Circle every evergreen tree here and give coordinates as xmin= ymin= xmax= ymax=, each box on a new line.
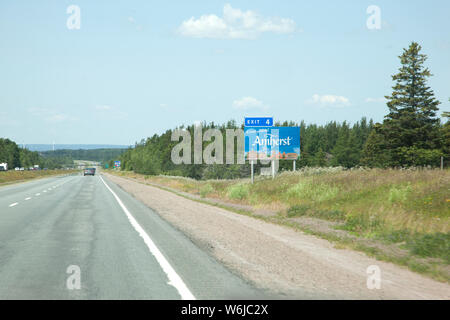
xmin=363 ymin=42 xmax=442 ymax=167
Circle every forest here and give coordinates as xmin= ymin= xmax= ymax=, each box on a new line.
xmin=114 ymin=43 xmax=449 ymax=180
xmin=0 ymin=138 xmax=73 ymax=169
xmin=40 ymin=148 xmax=126 ymax=164
xmin=0 ymin=139 xmax=126 ymax=169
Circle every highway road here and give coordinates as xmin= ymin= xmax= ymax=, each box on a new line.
xmin=0 ymin=173 xmax=265 ymax=299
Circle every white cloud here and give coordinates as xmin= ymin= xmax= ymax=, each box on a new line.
xmin=128 ymin=17 xmax=135 ymax=24
xmin=365 ymin=97 xmax=386 ymax=103
xmin=308 ymin=94 xmax=350 ymax=107
xmin=28 ymin=107 xmax=77 ymax=123
xmin=94 ymin=105 xmax=128 ymax=118
xmin=46 ymin=114 xmax=70 ymax=123
xmin=233 ymin=97 xmax=268 ymax=110
xmin=95 ymin=105 xmax=112 ymax=110
xmin=178 ymin=4 xmax=297 ymax=39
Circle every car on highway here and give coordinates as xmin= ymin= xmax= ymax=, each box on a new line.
xmin=83 ymin=168 xmax=96 ymax=176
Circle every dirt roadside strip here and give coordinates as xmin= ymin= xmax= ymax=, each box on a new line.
xmin=103 ymin=172 xmax=450 ymax=300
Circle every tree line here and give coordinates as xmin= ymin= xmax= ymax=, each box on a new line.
xmin=41 ymin=148 xmax=126 ymax=163
xmin=0 ymin=138 xmax=72 ymax=169
xmin=114 ymin=42 xmax=449 ymax=180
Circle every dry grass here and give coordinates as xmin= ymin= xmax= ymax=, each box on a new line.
xmin=0 ymin=170 xmax=78 ymax=185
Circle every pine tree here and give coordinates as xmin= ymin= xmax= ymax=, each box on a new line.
xmin=384 ymin=42 xmax=441 ymax=148
xmin=363 ymin=42 xmax=442 ymax=167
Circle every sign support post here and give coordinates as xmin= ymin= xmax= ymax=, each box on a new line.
xmin=271 ymin=159 xmax=275 ymax=179
xmin=293 ymin=160 xmax=296 ymax=171
xmin=251 ymin=160 xmax=254 ymax=184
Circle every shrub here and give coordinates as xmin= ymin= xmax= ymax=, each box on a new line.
xmin=199 ymin=183 xmax=214 ymax=198
xmin=388 ymin=183 xmax=412 ymax=203
xmin=227 ymin=183 xmax=250 ymax=200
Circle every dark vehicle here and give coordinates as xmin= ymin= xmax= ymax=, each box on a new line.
xmin=83 ymin=168 xmax=96 ymax=176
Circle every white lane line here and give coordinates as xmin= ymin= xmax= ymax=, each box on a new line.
xmin=9 ymin=202 xmax=18 ymax=207
xmin=35 ymin=193 xmax=41 ymax=196
xmin=25 ymin=197 xmax=31 ymax=201
xmin=43 ymin=190 xmax=47 ymax=193
xmin=99 ymin=175 xmax=196 ymax=300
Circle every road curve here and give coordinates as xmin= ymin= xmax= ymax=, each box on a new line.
xmin=0 ymin=173 xmax=265 ymax=299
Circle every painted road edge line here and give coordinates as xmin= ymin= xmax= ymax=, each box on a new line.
xmin=99 ymin=175 xmax=196 ymax=300
xmin=9 ymin=202 xmax=18 ymax=207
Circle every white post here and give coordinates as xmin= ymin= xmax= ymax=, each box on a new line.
xmin=251 ymin=160 xmax=254 ymax=184
xmin=271 ymin=159 xmax=275 ymax=179
xmin=293 ymin=160 xmax=296 ymax=171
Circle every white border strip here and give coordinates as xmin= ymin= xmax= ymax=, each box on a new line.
xmin=99 ymin=175 xmax=195 ymax=300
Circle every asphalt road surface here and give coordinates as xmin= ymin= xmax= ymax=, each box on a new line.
xmin=0 ymin=173 xmax=265 ymax=299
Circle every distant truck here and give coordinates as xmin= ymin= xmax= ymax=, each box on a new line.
xmin=0 ymin=163 xmax=8 ymax=171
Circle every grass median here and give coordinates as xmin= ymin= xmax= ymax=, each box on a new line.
xmin=0 ymin=169 xmax=79 ymax=185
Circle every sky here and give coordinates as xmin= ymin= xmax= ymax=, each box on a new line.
xmin=0 ymin=0 xmax=449 ymax=145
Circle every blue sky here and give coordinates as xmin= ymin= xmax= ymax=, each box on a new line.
xmin=0 ymin=0 xmax=449 ymax=145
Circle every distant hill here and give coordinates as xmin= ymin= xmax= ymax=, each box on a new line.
xmin=26 ymin=144 xmax=131 ymax=152
xmin=40 ymin=148 xmax=129 ymax=163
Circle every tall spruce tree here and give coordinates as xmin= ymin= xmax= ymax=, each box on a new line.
xmin=363 ymin=42 xmax=442 ymax=167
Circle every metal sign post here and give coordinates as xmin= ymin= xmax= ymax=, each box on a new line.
xmin=271 ymin=160 xmax=275 ymax=179
xmin=293 ymin=160 xmax=296 ymax=171
xmin=251 ymin=160 xmax=254 ymax=184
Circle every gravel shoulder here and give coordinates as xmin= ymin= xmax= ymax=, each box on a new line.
xmin=103 ymin=172 xmax=450 ymax=299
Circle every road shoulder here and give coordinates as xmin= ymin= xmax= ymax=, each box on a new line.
xmin=103 ymin=172 xmax=450 ymax=299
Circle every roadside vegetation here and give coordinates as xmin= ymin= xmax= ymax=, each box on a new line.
xmin=0 ymin=169 xmax=78 ymax=185
xmin=111 ymin=167 xmax=450 ymax=281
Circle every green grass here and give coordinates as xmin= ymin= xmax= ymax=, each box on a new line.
xmin=287 ymin=204 xmax=346 ymax=221
xmin=199 ymin=183 xmax=214 ymax=198
xmin=388 ymin=183 xmax=412 ymax=203
xmin=226 ymin=183 xmax=250 ymax=200
xmin=405 ymin=232 xmax=450 ymax=263
xmin=287 ymin=180 xmax=340 ymax=202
